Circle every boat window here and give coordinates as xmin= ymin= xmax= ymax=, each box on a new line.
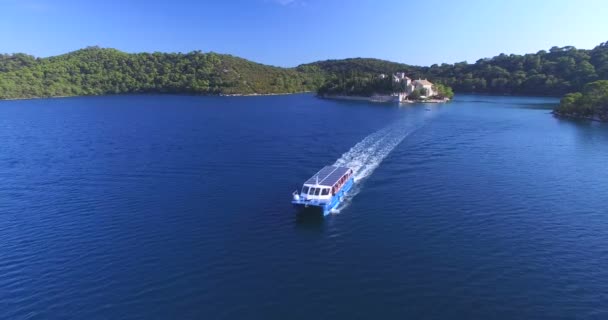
xmin=302 ymin=186 xmax=309 ymax=194
xmin=314 ymin=188 xmax=321 ymax=196
xmin=309 ymin=188 xmax=316 ymax=195
xmin=321 ymin=188 xmax=329 ymax=196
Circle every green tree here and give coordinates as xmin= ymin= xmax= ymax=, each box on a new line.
xmin=408 ymin=89 xmax=422 ymax=100
xmin=555 ymin=80 xmax=608 ymax=120
xmin=433 ymin=83 xmax=454 ymax=99
xmin=2 ymin=40 xmax=608 ymax=100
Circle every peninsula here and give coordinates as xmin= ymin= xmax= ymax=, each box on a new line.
xmin=554 ymin=80 xmax=608 ymax=121
xmin=318 ymin=72 xmax=453 ymax=103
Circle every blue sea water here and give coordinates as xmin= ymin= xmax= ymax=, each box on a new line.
xmin=0 ymin=94 xmax=607 ymax=319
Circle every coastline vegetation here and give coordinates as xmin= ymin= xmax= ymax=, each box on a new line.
xmin=304 ymin=41 xmax=608 ymax=96
xmin=317 ymin=75 xmax=395 ymax=97
xmin=0 ymin=41 xmax=606 ymax=105
xmin=554 ymin=80 xmax=608 ymax=121
xmin=317 ymin=73 xmax=454 ymax=101
xmin=431 ymin=83 xmax=454 ymax=99
xmin=0 ymin=47 xmax=323 ymax=99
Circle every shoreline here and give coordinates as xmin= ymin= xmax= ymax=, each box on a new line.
xmin=0 ymin=91 xmax=313 ymax=102
xmin=320 ymin=94 xmax=394 ymax=103
xmin=0 ymin=92 xmax=560 ymax=104
xmin=400 ymin=98 xmax=451 ymax=103
xmin=552 ymin=111 xmax=607 ymax=122
xmin=320 ymin=94 xmax=450 ymax=104
xmin=219 ymin=91 xmax=312 ymax=97
xmin=0 ymin=95 xmax=74 ymax=102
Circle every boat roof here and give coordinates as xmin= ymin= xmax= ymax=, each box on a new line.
xmin=304 ymin=166 xmax=351 ymax=187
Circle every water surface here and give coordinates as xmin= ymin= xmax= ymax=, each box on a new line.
xmin=1 ymin=94 xmax=607 ymax=319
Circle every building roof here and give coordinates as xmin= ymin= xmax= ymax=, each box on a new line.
xmin=304 ymin=166 xmax=351 ymax=187
xmin=414 ymin=79 xmax=433 ymax=86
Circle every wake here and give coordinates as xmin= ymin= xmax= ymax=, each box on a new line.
xmin=331 ymin=113 xmax=431 ymax=213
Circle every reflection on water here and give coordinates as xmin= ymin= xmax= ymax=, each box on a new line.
xmin=294 ymin=209 xmax=325 ymax=230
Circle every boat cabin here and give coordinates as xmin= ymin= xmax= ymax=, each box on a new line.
xmin=296 ymin=166 xmax=354 ymax=203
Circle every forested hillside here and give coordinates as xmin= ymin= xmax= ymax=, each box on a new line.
xmin=0 ymin=47 xmax=324 ymax=99
xmin=423 ymin=42 xmax=608 ymax=95
xmin=555 ymin=80 xmax=608 ymax=120
xmin=306 ymin=41 xmax=608 ymax=96
xmin=0 ymin=41 xmax=607 ymax=99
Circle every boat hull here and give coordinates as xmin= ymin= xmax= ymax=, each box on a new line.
xmin=292 ymin=177 xmax=354 ymax=216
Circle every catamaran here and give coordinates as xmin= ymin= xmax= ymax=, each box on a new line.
xmin=292 ymin=165 xmax=355 ymax=215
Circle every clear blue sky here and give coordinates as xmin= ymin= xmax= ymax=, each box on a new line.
xmin=1 ymin=0 xmax=607 ymax=67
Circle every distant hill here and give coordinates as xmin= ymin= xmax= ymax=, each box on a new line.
xmin=0 ymin=42 xmax=607 ymax=99
xmin=299 ymin=58 xmax=413 ymax=76
xmin=305 ymin=42 xmax=608 ymax=96
xmin=0 ymin=47 xmax=324 ymax=99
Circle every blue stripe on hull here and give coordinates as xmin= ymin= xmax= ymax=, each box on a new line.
xmin=292 ymin=177 xmax=355 ymax=216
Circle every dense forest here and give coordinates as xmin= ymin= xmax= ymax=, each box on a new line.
xmin=554 ymin=80 xmax=608 ymax=120
xmin=317 ymin=75 xmax=396 ymax=97
xmin=316 ymin=73 xmax=454 ymax=100
xmin=0 ymin=47 xmax=324 ymax=99
xmin=423 ymin=42 xmax=608 ymax=96
xmin=0 ymin=41 xmax=607 ymax=100
xmin=306 ymin=41 xmax=608 ymax=96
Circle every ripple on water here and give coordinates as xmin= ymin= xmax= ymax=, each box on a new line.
xmin=0 ymin=95 xmax=607 ymax=319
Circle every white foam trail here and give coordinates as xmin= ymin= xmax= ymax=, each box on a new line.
xmin=331 ymin=114 xmax=430 ymax=214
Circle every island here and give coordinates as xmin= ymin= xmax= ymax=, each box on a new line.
xmin=554 ymin=80 xmax=608 ymax=121
xmin=317 ymin=72 xmax=453 ymax=103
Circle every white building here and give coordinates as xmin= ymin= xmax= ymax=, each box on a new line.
xmin=388 ymin=73 xmax=437 ymax=101
xmin=412 ymin=79 xmax=434 ymax=97
xmin=393 ymin=72 xmax=411 ymax=85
